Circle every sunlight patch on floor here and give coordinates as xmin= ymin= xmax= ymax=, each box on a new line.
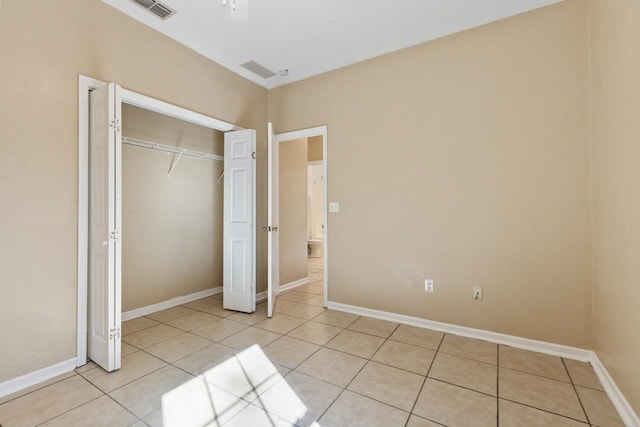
xmin=161 ymin=344 xmax=308 ymax=426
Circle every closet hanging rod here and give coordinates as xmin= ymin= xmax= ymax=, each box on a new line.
xmin=122 ymin=136 xmax=224 ymax=162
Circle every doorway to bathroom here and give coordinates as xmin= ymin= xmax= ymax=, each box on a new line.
xmin=273 ymin=126 xmax=328 ymax=306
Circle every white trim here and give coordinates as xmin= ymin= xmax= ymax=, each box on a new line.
xmin=326 ymin=301 xmax=591 ymax=361
xmin=279 ymin=277 xmax=309 ymax=293
xmin=119 ymin=88 xmax=240 ymax=132
xmin=257 ymin=290 xmax=268 ymax=303
xmin=0 ymin=358 xmax=76 ymax=399
xmin=590 ymin=352 xmax=640 ymax=427
xmin=122 ymin=287 xmax=221 ymax=321
xmin=307 ymin=160 xmax=323 ymax=166
xmin=77 ymin=74 xmax=244 ymax=368
xmin=274 ymin=125 xmax=328 ymax=307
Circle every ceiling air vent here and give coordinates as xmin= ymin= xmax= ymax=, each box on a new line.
xmin=241 ymin=61 xmax=276 ymax=79
xmin=129 ymin=0 xmax=176 ymax=20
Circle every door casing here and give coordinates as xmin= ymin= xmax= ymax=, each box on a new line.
xmin=274 ymin=126 xmax=329 ymax=308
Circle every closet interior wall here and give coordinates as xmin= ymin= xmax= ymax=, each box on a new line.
xmin=121 ymin=104 xmax=224 ymax=312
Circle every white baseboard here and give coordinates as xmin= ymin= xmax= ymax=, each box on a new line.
xmin=327 ymin=301 xmax=591 ymax=361
xmin=590 ymin=352 xmax=640 ymax=427
xmin=279 ymin=277 xmax=309 ymax=293
xmin=327 ymin=301 xmax=640 ymax=425
xmin=0 ymin=358 xmax=76 ymax=399
xmin=122 ymin=287 xmax=221 ymax=321
xmin=255 ymin=278 xmax=309 ymax=305
xmin=257 ymin=290 xmax=268 ymax=303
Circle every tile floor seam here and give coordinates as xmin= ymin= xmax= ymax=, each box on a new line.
xmin=308 ymin=307 xmax=358 ymax=330
xmin=147 ymin=308 xmax=196 ymax=323
xmin=122 ymin=327 xmax=193 ymax=350
xmin=497 ymin=365 xmax=574 ymax=385
xmin=135 ymin=337 xmax=217 ymax=364
xmin=75 ymin=363 xmax=100 ymax=376
xmin=310 ymin=331 xmax=383 ymax=425
xmin=498 ymin=365 xmax=582 ymax=386
xmin=121 ymin=318 xmax=159 ymax=337
xmin=562 ymin=357 xmax=592 ymax=425
xmin=437 ymin=348 xmax=498 ymax=366
xmin=32 ymin=394 xmax=106 ymax=426
xmin=406 ymin=331 xmax=445 ymax=423
xmin=426 ymin=377 xmax=499 ymax=400
xmin=273 ymin=338 xmax=324 ymax=371
xmin=344 ymin=325 xmax=400 ymax=340
xmin=311 ymin=343 xmax=374 ymax=364
xmin=405 ymin=413 xmax=447 ymax=427
xmin=312 ymin=387 xmax=347 ymax=424
xmin=103 ymin=393 xmax=143 ymax=426
xmin=171 ymin=341 xmax=238 ymax=365
xmin=386 ymin=337 xmax=440 ymax=353
xmin=344 ymin=387 xmax=412 ymax=417
xmin=367 ymin=342 xmax=435 ymax=378
xmin=0 ymin=371 xmax=80 ymax=407
xmin=498 ymin=397 xmax=592 ymax=425
xmin=93 ymin=359 xmax=170 ymax=395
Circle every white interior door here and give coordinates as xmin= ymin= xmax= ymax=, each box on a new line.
xmin=267 ymin=122 xmax=280 ymax=317
xmin=88 ymin=82 xmax=122 ymax=372
xmin=223 ymin=129 xmax=257 ymax=313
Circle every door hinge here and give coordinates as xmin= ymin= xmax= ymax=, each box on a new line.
xmin=110 ymin=229 xmax=120 ymax=241
xmin=109 ymin=327 xmax=121 ymax=340
xmin=109 ymin=119 xmax=121 ymax=132
xmin=252 ymin=151 xmax=256 ymax=159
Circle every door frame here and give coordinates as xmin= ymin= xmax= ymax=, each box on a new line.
xmin=274 ymin=126 xmax=328 ymax=307
xmin=77 ymin=75 xmax=241 ymax=366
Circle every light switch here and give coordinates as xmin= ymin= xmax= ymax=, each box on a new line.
xmin=329 ymin=202 xmax=340 ymax=213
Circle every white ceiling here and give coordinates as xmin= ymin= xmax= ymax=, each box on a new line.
xmin=103 ymin=0 xmax=562 ymax=89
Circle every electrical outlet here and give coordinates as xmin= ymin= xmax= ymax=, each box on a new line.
xmin=473 ymin=286 xmax=483 ymax=300
xmin=425 ymin=279 xmax=434 ymax=293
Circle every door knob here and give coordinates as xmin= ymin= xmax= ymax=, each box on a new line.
xmin=261 ymin=226 xmax=268 ymax=232
xmin=273 ymin=227 xmax=279 ymax=232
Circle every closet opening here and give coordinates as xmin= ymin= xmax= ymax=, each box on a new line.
xmin=77 ymin=76 xmax=256 ymax=371
xmin=118 ymin=104 xmax=225 ymax=320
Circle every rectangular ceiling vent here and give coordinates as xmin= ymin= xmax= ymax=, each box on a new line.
xmin=241 ymin=61 xmax=276 ymax=79
xmin=129 ymin=0 xmax=176 ymax=20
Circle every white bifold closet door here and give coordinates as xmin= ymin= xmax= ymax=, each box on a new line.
xmin=223 ymin=129 xmax=257 ymax=313
xmin=88 ymin=82 xmax=122 ymax=372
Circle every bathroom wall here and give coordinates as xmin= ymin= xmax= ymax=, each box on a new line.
xmin=308 ymin=136 xmax=323 ymax=162
xmin=307 ymin=164 xmax=324 ymax=241
xmin=121 ymin=104 xmax=224 ymax=312
xmin=279 ymin=138 xmax=309 ymax=285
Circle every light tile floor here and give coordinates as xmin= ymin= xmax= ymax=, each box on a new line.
xmin=0 ymin=258 xmax=625 ymax=426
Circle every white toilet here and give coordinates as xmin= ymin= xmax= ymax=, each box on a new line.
xmin=308 ymin=239 xmax=324 ymax=258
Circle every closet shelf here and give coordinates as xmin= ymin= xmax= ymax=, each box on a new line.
xmin=122 ymin=136 xmax=224 ymax=162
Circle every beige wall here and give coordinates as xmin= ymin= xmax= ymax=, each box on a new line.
xmin=269 ymin=0 xmax=592 ymax=348
xmin=308 ymin=136 xmax=323 ymax=161
xmin=121 ymin=105 xmax=224 ymax=312
xmin=590 ymin=0 xmax=640 ymax=413
xmin=0 ymin=0 xmax=266 ymax=383
xmin=279 ymin=138 xmax=309 ymax=285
